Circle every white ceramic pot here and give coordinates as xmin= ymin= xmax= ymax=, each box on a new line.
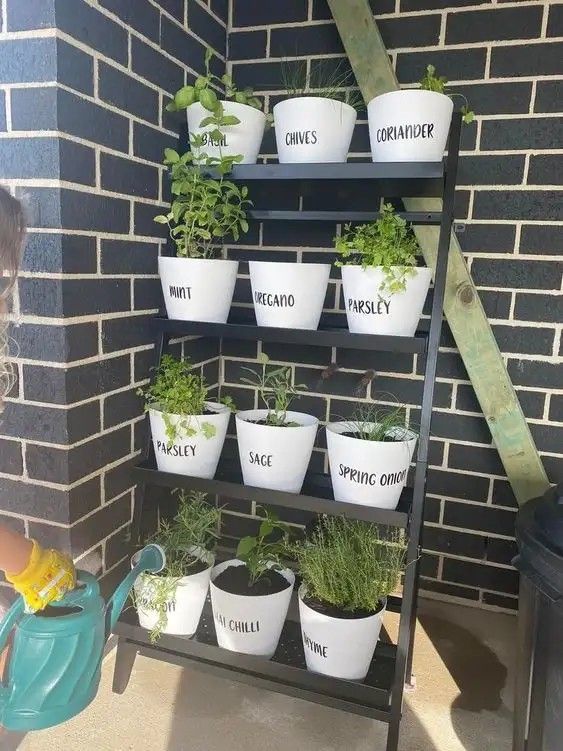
xmin=134 ymin=547 xmax=214 ymax=637
xmin=236 ymin=409 xmax=318 ymax=493
xmin=340 ymin=265 xmax=432 ymax=336
xmin=249 ymin=261 xmax=330 ymax=330
xmin=274 ymin=96 xmax=357 ymax=163
xmin=187 ymin=100 xmax=266 ymax=164
xmin=149 ymin=402 xmax=230 ymax=478
xmin=159 ymin=257 xmax=238 ymax=324
xmin=367 ymin=90 xmax=453 ymax=162
xmin=298 ymin=586 xmax=386 ymax=680
xmin=210 ymin=559 xmax=295 ymax=657
xmin=326 ymin=421 xmax=417 ymax=509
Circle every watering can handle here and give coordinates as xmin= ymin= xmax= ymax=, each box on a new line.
xmin=0 ymin=597 xmax=25 ymax=657
xmin=59 ymin=572 xmax=99 ymax=607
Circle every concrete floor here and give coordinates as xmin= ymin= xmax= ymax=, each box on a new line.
xmin=3 ymin=598 xmax=515 ymax=751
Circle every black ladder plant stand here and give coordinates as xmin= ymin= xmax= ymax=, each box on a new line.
xmin=112 ymin=114 xmax=462 ymax=751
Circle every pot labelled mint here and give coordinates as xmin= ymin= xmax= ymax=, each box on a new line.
xmin=235 ymin=353 xmax=318 ymax=493
xmin=210 ymin=508 xmax=295 ymax=657
xmin=139 ymin=355 xmax=233 ymax=478
xmin=291 ymin=517 xmax=406 ymax=680
xmin=336 ymin=204 xmax=432 ymax=337
xmin=133 ymin=490 xmax=220 ymax=642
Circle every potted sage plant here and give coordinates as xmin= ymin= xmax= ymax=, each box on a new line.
xmin=336 ymin=203 xmax=432 ymax=336
xmin=236 ymin=353 xmax=318 ymax=493
xmin=210 ymin=508 xmax=295 ymax=657
xmin=134 ymin=490 xmax=220 ymax=642
xmin=367 ymin=64 xmax=474 ymax=162
xmin=139 ymin=355 xmax=232 ymax=478
xmin=291 ymin=517 xmax=406 ymax=680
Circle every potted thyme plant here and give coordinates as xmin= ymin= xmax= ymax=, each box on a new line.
xmin=155 ymin=142 xmax=251 ymax=323
xmin=367 ymin=64 xmax=475 ymax=162
xmin=235 ymin=353 xmax=318 ymax=493
xmin=210 ymin=507 xmax=295 ymax=657
xmin=134 ymin=490 xmax=220 ymax=642
xmin=326 ymin=403 xmax=417 ymax=510
xmin=167 ymin=48 xmax=267 ymax=164
xmin=291 ymin=517 xmax=406 ymax=680
xmin=335 ymin=203 xmax=432 ymax=336
xmin=139 ymin=354 xmax=232 ymax=478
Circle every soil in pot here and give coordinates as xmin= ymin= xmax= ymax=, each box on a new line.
xmin=213 ymin=566 xmax=290 ymax=597
xmin=340 ymin=431 xmax=397 ymax=442
xmin=152 ymin=554 xmax=209 ymax=577
xmin=302 ymin=595 xmax=384 ymax=621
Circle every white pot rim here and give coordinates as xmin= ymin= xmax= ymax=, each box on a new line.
xmin=149 ymin=401 xmax=231 ymax=418
xmin=298 ymin=584 xmax=387 ymax=621
xmin=138 ymin=547 xmax=215 ymax=583
xmin=158 ymin=256 xmax=238 ymax=268
xmin=367 ymin=89 xmax=451 ymax=106
xmin=236 ymin=409 xmax=319 ymax=429
xmin=326 ymin=420 xmax=417 ymax=443
xmin=187 ymin=99 xmax=266 ymax=119
xmin=211 ymin=559 xmax=295 ymax=599
xmin=274 ymin=96 xmax=356 ymax=115
xmin=249 ymin=260 xmax=331 ymax=271
xmin=341 ymin=264 xmax=429 ymax=275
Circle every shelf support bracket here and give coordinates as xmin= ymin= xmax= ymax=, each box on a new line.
xmin=329 ymin=0 xmax=549 ymax=506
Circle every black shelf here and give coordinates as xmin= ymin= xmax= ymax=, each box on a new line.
xmin=115 ymin=604 xmax=396 ymax=721
xmin=154 ymin=316 xmax=428 ymax=354
xmin=249 ymin=210 xmax=442 ymax=224
xmin=134 ymin=460 xmax=413 ymax=527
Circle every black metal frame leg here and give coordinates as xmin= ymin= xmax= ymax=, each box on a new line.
xmin=112 ymin=638 xmax=139 ymax=695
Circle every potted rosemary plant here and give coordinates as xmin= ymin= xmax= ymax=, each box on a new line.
xmin=326 ymin=403 xmax=417 ymax=509
xmin=139 ymin=355 xmax=232 ymax=478
xmin=167 ymin=48 xmax=267 ymax=164
xmin=274 ymin=60 xmax=360 ymax=163
xmin=155 ymin=140 xmax=251 ymax=324
xmin=134 ymin=490 xmax=220 ymax=642
xmin=367 ymin=64 xmax=474 ymax=162
xmin=235 ymin=353 xmax=318 ymax=493
xmin=335 ymin=203 xmax=432 ymax=336
xmin=210 ymin=508 xmax=295 ymax=657
xmin=292 ymin=517 xmax=406 ymax=680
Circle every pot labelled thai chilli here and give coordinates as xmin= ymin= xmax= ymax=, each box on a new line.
xmin=326 ymin=403 xmax=417 ymax=510
xmin=133 ymin=490 xmax=220 ymax=642
xmin=167 ymin=48 xmax=267 ymax=165
xmin=291 ymin=517 xmax=406 ymax=680
xmin=139 ymin=355 xmax=233 ymax=478
xmin=210 ymin=508 xmax=295 ymax=657
xmin=336 ymin=203 xmax=432 ymax=336
xmin=367 ymin=64 xmax=474 ymax=162
xmin=236 ymin=353 xmax=318 ymax=493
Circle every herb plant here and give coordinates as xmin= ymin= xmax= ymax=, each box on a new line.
xmin=236 ymin=507 xmax=291 ymax=587
xmin=154 ymin=144 xmax=251 ymax=259
xmin=419 ymin=64 xmax=474 ymax=125
xmin=241 ymin=353 xmax=306 ymax=427
xmin=335 ymin=203 xmax=420 ymax=294
xmin=135 ymin=490 xmax=220 ymax=642
xmin=290 ymin=517 xmax=406 ymax=613
xmin=340 ymin=402 xmax=413 ymax=442
xmin=281 ymin=57 xmax=363 ymax=110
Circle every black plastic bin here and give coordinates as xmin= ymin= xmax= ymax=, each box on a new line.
xmin=513 ymin=482 xmax=563 ymax=751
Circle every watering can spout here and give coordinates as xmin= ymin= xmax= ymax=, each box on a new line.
xmin=107 ymin=544 xmax=165 ymax=632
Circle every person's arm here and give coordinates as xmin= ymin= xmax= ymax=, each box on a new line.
xmin=0 ymin=524 xmax=33 ymax=576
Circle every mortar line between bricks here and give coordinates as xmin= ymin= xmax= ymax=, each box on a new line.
xmin=420 ymin=588 xmax=517 ymax=616
xmin=422 ymin=548 xmax=517 ymax=571
xmin=192 ymin=0 xmax=228 ymax=28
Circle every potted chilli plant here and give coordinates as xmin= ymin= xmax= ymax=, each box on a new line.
xmin=139 ymin=355 xmax=232 ymax=478
xmin=367 ymin=64 xmax=474 ymax=162
xmin=155 ymin=145 xmax=251 ymax=323
xmin=336 ymin=203 xmax=432 ymax=336
xmin=326 ymin=403 xmax=417 ymax=510
xmin=167 ymin=48 xmax=267 ymax=164
xmin=235 ymin=354 xmax=318 ymax=493
xmin=210 ymin=508 xmax=295 ymax=657
xmin=134 ymin=490 xmax=220 ymax=642
xmin=274 ymin=59 xmax=360 ymax=163
xmin=292 ymin=517 xmax=406 ymax=680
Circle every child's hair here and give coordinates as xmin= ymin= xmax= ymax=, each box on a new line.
xmin=0 ymin=187 xmax=26 ymax=403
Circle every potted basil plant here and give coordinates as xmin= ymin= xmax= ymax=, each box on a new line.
xmin=134 ymin=490 xmax=220 ymax=642
xmin=336 ymin=203 xmax=431 ymax=336
xmin=292 ymin=517 xmax=406 ymax=680
xmin=367 ymin=64 xmax=475 ymax=162
xmin=139 ymin=355 xmax=233 ymax=478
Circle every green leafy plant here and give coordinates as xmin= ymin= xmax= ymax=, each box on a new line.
xmin=335 ymin=203 xmax=420 ymax=294
xmin=241 ymin=352 xmax=306 ymax=427
xmin=290 ymin=517 xmax=407 ymax=613
xmin=281 ymin=57 xmax=363 ymax=110
xmin=134 ymin=490 xmax=220 ymax=642
xmin=236 ymin=507 xmax=291 ymax=587
xmin=339 ymin=401 xmax=414 ymax=442
xmin=154 ymin=145 xmax=251 ymax=259
xmin=138 ymin=354 xmax=224 ymax=444
xmin=419 ymin=64 xmax=474 ymax=125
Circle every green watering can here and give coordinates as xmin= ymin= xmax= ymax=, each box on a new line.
xmin=0 ymin=545 xmax=165 ymax=731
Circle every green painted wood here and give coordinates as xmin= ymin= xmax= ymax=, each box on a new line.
xmin=329 ymin=0 xmax=549 ymax=505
